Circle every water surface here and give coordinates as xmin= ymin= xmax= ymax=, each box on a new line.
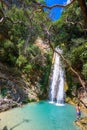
xmin=0 ymin=101 xmax=80 ymax=130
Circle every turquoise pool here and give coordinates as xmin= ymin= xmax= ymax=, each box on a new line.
xmin=0 ymin=101 xmax=81 ymax=130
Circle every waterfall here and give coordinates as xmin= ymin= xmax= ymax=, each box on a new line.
xmin=49 ymin=49 xmax=65 ymax=105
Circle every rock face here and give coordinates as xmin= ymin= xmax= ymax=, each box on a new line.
xmin=75 ymin=117 xmax=87 ymax=130
xmin=0 ymin=37 xmax=50 ymax=112
xmin=0 ymin=98 xmax=21 ymax=112
xmin=0 ymin=62 xmax=41 ymax=111
xmin=78 ymin=87 xmax=87 ymax=108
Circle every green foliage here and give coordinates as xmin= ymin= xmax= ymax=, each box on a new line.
xmin=3 ymin=40 xmax=14 ymax=49
xmin=23 ymin=64 xmax=33 ymax=73
xmin=0 ymin=40 xmax=17 ymax=65
xmin=1 ymin=87 xmax=8 ymax=97
xmin=39 ymin=50 xmax=52 ymax=92
xmin=26 ymin=44 xmax=41 ymax=56
xmin=0 ymin=1 xmax=51 ymax=69
xmin=39 ymin=0 xmax=46 ymax=4
xmin=16 ymin=55 xmax=27 ymax=68
xmin=50 ymin=1 xmax=87 ymax=90
xmin=1 ymin=0 xmax=86 ymax=98
xmin=82 ymin=63 xmax=87 ymax=80
xmin=0 ymin=0 xmax=52 ymax=96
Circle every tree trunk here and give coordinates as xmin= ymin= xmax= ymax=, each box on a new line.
xmin=77 ymin=0 xmax=87 ymax=27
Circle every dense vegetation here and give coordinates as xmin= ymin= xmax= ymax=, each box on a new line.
xmin=0 ymin=0 xmax=53 ymax=102
xmin=50 ymin=1 xmax=87 ymax=96
xmin=0 ymin=0 xmax=87 ymax=103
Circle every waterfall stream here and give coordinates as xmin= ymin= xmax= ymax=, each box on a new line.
xmin=49 ymin=49 xmax=65 ymax=105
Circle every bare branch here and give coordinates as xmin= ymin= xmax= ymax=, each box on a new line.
xmin=66 ymin=16 xmax=87 ymax=35
xmin=0 ymin=17 xmax=4 ymax=23
xmin=36 ymin=0 xmax=76 ymax=9
xmin=0 ymin=15 xmax=27 ymax=26
xmin=66 ymin=16 xmax=83 ymax=26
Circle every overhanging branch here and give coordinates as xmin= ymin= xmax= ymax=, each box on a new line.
xmin=36 ymin=0 xmax=76 ymax=9
xmin=45 ymin=26 xmax=86 ymax=88
xmin=0 ymin=15 xmax=27 ymax=26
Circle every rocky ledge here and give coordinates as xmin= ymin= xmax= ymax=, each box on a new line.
xmin=0 ymin=98 xmax=22 ymax=112
xmin=75 ymin=117 xmax=87 ymax=130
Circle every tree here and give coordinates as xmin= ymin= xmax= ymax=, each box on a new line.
xmin=36 ymin=0 xmax=87 ymax=29
xmin=44 ymin=25 xmax=86 ymax=89
xmin=0 ymin=0 xmax=87 ymax=27
xmin=0 ymin=1 xmax=53 ymax=100
xmin=0 ymin=0 xmax=86 ymax=89
xmin=77 ymin=0 xmax=87 ymax=27
xmin=36 ymin=0 xmax=87 ymax=89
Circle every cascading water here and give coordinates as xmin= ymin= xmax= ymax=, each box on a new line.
xmin=49 ymin=48 xmax=65 ymax=106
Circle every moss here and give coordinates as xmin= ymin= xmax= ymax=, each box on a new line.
xmin=66 ymin=97 xmax=75 ymax=105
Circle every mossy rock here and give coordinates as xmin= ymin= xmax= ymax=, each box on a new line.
xmin=64 ymin=82 xmax=68 ymax=91
xmin=66 ymin=97 xmax=75 ymax=105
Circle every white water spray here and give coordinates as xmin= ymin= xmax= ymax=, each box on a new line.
xmin=49 ymin=49 xmax=65 ymax=105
